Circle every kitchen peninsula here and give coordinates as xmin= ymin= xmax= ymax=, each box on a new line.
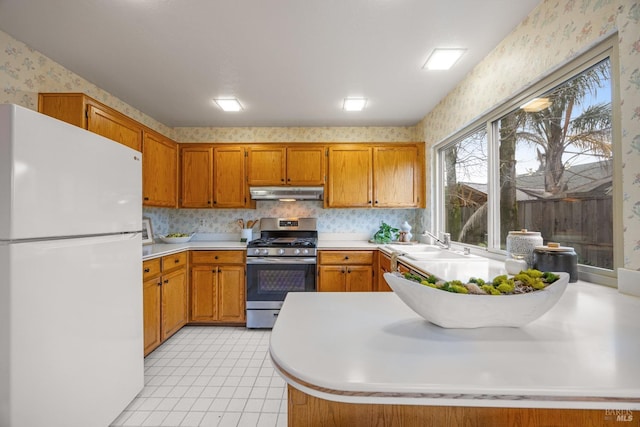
xmin=270 ymin=283 xmax=640 ymax=426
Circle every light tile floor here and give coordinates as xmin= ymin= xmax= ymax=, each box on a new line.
xmin=110 ymin=326 xmax=287 ymax=427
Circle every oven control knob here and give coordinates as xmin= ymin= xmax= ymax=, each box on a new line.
xmin=252 ymin=248 xmax=261 ymax=255
xmin=261 ymin=249 xmax=269 ymax=256
xmin=278 ymin=248 xmax=285 ymax=255
xmin=302 ymin=249 xmax=309 ymax=255
xmin=294 ymin=249 xmax=301 ymax=255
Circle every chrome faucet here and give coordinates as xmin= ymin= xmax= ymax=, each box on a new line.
xmin=423 ymin=231 xmax=451 ymax=249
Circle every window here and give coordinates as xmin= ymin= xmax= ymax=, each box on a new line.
xmin=437 ymin=53 xmax=614 ymax=274
xmin=442 ymin=128 xmax=488 ymax=247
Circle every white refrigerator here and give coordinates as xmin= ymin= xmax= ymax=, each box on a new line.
xmin=0 ymin=104 xmax=144 ymax=427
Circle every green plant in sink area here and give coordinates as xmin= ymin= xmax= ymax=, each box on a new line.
xmin=372 ymin=222 xmax=399 ymax=244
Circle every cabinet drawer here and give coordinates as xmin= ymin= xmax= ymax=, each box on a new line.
xmin=319 ymin=251 xmax=374 ymax=265
xmin=143 ymin=258 xmax=161 ymax=280
xmin=162 ymin=252 xmax=188 ymax=272
xmin=191 ymin=250 xmax=245 ymax=265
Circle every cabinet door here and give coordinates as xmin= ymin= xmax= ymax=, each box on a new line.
xmin=317 ymin=266 xmax=347 ymax=292
xmin=286 ymin=146 xmax=325 ymax=185
xmin=247 ymin=146 xmax=286 ymax=185
xmin=161 ymin=268 xmax=188 ymax=341
xmin=346 ymin=265 xmax=374 ymax=292
xmin=377 ymin=253 xmax=393 ymax=292
xmin=180 ymin=146 xmax=213 ymax=208
xmin=190 ymin=266 xmax=217 ymax=322
xmin=213 ymin=146 xmax=246 ymax=208
xmin=143 ymin=276 xmax=162 ymax=356
xmin=87 ymin=105 xmax=143 ymax=151
xmin=143 ymin=132 xmax=177 ymax=207
xmin=327 ymin=146 xmax=372 ymax=207
xmin=373 ymin=146 xmax=420 ymax=207
xmin=218 ymin=265 xmax=246 ymax=322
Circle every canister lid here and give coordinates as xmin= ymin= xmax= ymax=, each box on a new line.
xmin=508 ymin=229 xmax=541 ymax=236
xmin=534 ymin=242 xmax=575 ymax=252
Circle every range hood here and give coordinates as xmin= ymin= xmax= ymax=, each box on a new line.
xmin=249 ymin=186 xmax=324 ymax=201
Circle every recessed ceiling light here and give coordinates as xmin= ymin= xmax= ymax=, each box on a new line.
xmin=520 ymin=97 xmax=552 ymax=112
xmin=343 ymin=98 xmax=367 ymax=111
xmin=422 ymin=48 xmax=466 ymax=70
xmin=214 ymin=98 xmax=243 ymax=112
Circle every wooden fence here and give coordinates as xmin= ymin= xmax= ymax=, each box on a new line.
xmin=517 ymin=196 xmax=613 ymax=269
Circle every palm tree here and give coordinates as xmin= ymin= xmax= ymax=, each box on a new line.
xmin=514 ymin=60 xmax=612 ymax=195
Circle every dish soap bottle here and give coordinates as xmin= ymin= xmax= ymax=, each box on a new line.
xmin=400 ymin=221 xmax=412 ymax=242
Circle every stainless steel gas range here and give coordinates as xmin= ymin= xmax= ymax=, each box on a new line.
xmin=245 ymin=218 xmax=317 ymax=328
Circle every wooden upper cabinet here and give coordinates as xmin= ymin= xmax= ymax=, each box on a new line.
xmin=247 ymin=145 xmax=325 ymax=186
xmin=87 ymin=105 xmax=143 ymax=151
xmin=213 ymin=146 xmax=247 ymax=208
xmin=326 ymin=146 xmax=372 ymax=208
xmin=180 ymin=145 xmax=251 ymax=209
xmin=38 ymin=93 xmax=143 ymax=151
xmin=373 ymin=146 xmax=421 ymax=208
xmin=180 ymin=145 xmax=213 ymax=208
xmin=143 ymin=131 xmax=177 ymax=207
xmin=286 ymin=146 xmax=325 ymax=185
xmin=247 ymin=146 xmax=286 ymax=185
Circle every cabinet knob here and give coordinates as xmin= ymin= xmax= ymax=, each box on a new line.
xmin=368 ymin=200 xmax=372 ymax=204
xmin=344 ymin=256 xmax=349 ymax=260
xmin=207 ymin=201 xmax=211 ymax=204
xmin=157 ymin=281 xmax=161 ymax=286
xmin=375 ymin=200 xmax=378 ymax=204
xmin=215 ymin=255 xmax=219 ymax=259
xmin=144 ymin=197 xmax=149 ymax=201
xmin=281 ymin=178 xmax=285 ymax=182
xmin=163 ymin=279 xmax=169 ymax=284
xmin=174 ymin=259 xmax=180 ymax=263
xmin=287 ymin=178 xmax=290 ymax=182
xmin=347 ymin=269 xmax=351 ymax=273
xmin=144 ymin=268 xmax=150 ymax=273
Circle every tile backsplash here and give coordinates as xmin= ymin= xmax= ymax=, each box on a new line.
xmin=144 ymin=202 xmax=424 ymax=241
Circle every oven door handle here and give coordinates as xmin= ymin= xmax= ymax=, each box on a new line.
xmin=246 ymin=257 xmax=317 ymax=265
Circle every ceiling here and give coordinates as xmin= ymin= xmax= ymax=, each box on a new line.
xmin=0 ymin=0 xmax=540 ymax=128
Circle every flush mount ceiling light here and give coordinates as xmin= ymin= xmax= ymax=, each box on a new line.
xmin=343 ymin=98 xmax=367 ymax=111
xmin=214 ymin=98 xmax=243 ymax=112
xmin=422 ymin=48 xmax=466 ymax=70
xmin=520 ymin=97 xmax=552 ymax=112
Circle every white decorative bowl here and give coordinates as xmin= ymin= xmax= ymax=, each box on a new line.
xmin=157 ymin=234 xmax=194 ymax=244
xmin=383 ymin=272 xmax=569 ymax=328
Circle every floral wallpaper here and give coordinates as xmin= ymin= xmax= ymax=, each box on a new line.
xmin=419 ymin=0 xmax=640 ymax=271
xmin=144 ymin=203 xmax=422 ymax=241
xmin=0 ymin=31 xmax=173 ymax=138
xmin=174 ymin=126 xmax=420 ymax=143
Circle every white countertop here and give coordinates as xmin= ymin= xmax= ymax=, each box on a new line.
xmin=269 ymin=287 xmax=640 ymax=409
xmin=317 ymin=240 xmax=381 ymax=250
xmin=143 ymin=241 xmax=247 ymax=260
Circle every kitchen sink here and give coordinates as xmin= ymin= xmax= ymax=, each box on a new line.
xmin=385 ymin=243 xmax=483 ymax=262
xmin=384 ymin=244 xmax=441 ymax=253
xmin=404 ymin=250 xmax=483 ymax=261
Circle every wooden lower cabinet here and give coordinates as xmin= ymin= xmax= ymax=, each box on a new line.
xmin=142 ymin=274 xmax=162 ymax=355
xmin=142 ymin=253 xmax=188 ymax=356
xmin=317 ymin=251 xmax=375 ymax=292
xmin=161 ymin=267 xmax=188 ymax=340
xmin=288 ymin=385 xmax=620 ymax=427
xmin=377 ymin=252 xmax=393 ymax=292
xmin=190 ymin=251 xmax=246 ymax=324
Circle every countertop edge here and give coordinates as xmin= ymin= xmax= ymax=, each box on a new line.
xmin=269 ymin=291 xmax=640 ymax=410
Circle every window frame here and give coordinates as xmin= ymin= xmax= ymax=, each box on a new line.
xmin=432 ymin=35 xmax=621 ymax=286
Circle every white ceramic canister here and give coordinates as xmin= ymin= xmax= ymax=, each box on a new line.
xmin=506 ymin=229 xmax=543 ymax=268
